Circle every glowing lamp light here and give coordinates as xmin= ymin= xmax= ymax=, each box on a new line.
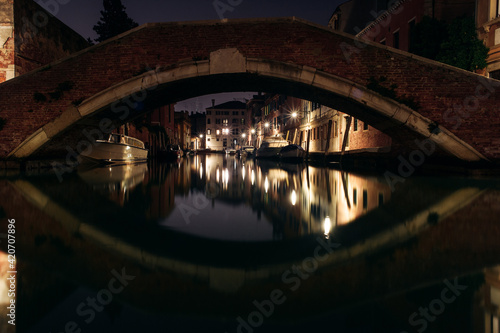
xmin=264 ymin=176 xmax=269 ymax=193
xmin=242 ymin=133 xmax=246 ymax=138
xmin=292 ymin=112 xmax=298 ymax=118
xmin=291 ymin=190 xmax=297 ymax=206
xmin=264 ymin=122 xmax=270 ymax=128
xmin=251 ymin=129 xmax=256 ymax=134
xmin=324 ymin=216 xmax=332 ymax=239
xmin=200 ymin=134 xmax=204 ymax=138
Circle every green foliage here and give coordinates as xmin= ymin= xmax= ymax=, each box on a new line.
xmin=412 ymin=16 xmax=489 ymax=71
xmin=437 ymin=17 xmax=490 ymax=71
xmin=93 ymin=0 xmax=139 ymax=43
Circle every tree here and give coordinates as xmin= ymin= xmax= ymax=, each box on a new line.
xmin=437 ymin=17 xmax=490 ymax=72
xmin=412 ymin=16 xmax=489 ymax=72
xmin=93 ymin=0 xmax=138 ymax=43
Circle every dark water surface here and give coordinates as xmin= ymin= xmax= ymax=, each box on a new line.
xmin=1 ymin=154 xmax=500 ymax=333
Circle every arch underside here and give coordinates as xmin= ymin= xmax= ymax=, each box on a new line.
xmin=9 ymin=56 xmax=487 ymax=162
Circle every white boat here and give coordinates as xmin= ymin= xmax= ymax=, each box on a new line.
xmin=256 ymin=135 xmax=289 ymax=159
xmin=279 ymin=144 xmax=306 ymax=160
xmin=241 ymin=146 xmax=256 ymax=157
xmin=225 ymin=148 xmax=237 ymax=155
xmin=80 ymin=133 xmax=148 ymax=163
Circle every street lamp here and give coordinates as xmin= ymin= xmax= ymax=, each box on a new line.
xmin=292 ymin=112 xmax=298 ymax=118
xmin=251 ymin=129 xmax=255 ymax=134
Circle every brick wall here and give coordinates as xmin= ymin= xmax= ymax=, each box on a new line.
xmin=0 ymin=18 xmax=499 ymax=160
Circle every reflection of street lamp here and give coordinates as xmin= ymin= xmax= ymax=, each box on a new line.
xmin=324 ymin=216 xmax=331 ymax=239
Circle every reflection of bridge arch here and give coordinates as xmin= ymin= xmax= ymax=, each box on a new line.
xmin=11 ymin=177 xmax=487 ymax=297
xmin=1 ymin=18 xmax=497 ymax=162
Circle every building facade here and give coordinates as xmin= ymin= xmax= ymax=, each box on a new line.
xmin=329 ymin=0 xmax=475 ymax=52
xmin=477 ymin=0 xmax=500 ymax=79
xmin=174 ymin=111 xmax=191 ymax=150
xmin=205 ymin=100 xmax=247 ymax=151
xmin=0 ymin=0 xmax=89 ymax=82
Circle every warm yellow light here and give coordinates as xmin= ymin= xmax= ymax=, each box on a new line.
xmin=324 ymin=216 xmax=332 ymax=238
xmin=292 ymin=112 xmax=297 ymax=118
xmin=251 ymin=170 xmax=255 ymax=185
xmin=264 ymin=176 xmax=269 ymax=193
xmin=264 ymin=122 xmax=270 ymax=128
xmin=200 ymin=134 xmax=204 ymax=138
xmin=291 ymin=190 xmax=297 ymax=206
xmin=251 ymin=129 xmax=256 ymax=134
xmin=242 ymin=133 xmax=246 ymax=138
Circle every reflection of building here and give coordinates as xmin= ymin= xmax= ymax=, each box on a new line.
xmin=190 ymin=154 xmax=392 ymax=240
xmin=477 ymin=0 xmax=500 ymax=79
xmin=205 ymin=100 xmax=247 ymax=151
xmin=0 ymin=0 xmax=89 ymax=82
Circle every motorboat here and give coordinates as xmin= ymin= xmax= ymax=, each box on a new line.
xmin=279 ymin=144 xmax=306 ymax=160
xmin=80 ymin=133 xmax=148 ymax=163
xmin=157 ymin=144 xmax=183 ymax=161
xmin=256 ymin=135 xmax=289 ymax=159
xmin=241 ymin=146 xmax=256 ymax=157
xmin=225 ymin=148 xmax=237 ymax=155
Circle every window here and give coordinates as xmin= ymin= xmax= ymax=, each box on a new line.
xmin=241 ymin=118 xmax=245 ymax=125
xmin=207 ymin=118 xmax=211 ymax=124
xmin=364 ymin=121 xmax=369 ymax=130
xmin=216 ymin=129 xmax=220 ymax=135
xmin=207 ymin=110 xmax=211 ymax=115
xmin=333 ymin=121 xmax=338 ymax=137
xmin=353 ymin=118 xmax=358 ymax=131
xmin=216 ymin=118 xmax=221 ymax=124
xmin=224 ymin=111 xmax=229 ymax=115
xmin=232 ymin=118 xmax=238 ymax=123
xmin=207 ymin=138 xmax=210 ymax=141
xmin=393 ymin=30 xmax=400 ymax=49
xmin=207 ymin=129 xmax=211 ymax=135
xmin=242 ymin=111 xmax=245 ymax=116
xmin=216 ymin=111 xmax=221 ymax=115
xmin=232 ymin=128 xmax=239 ymax=135
xmin=223 ymin=119 xmax=228 ymax=124
xmin=233 ymin=111 xmax=238 ymax=115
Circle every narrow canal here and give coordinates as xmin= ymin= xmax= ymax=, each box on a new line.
xmin=1 ymin=154 xmax=500 ymax=332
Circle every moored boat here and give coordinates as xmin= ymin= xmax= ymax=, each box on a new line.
xmin=256 ymin=135 xmax=289 ymax=159
xmin=279 ymin=144 xmax=306 ymax=161
xmin=80 ymin=133 xmax=148 ymax=163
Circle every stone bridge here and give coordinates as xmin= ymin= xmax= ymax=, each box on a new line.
xmin=0 ymin=17 xmax=499 ymax=164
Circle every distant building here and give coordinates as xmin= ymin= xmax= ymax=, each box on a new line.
xmin=190 ymin=112 xmax=206 ymax=150
xmin=127 ymin=104 xmax=176 ymax=156
xmin=0 ymin=0 xmax=89 ymax=82
xmin=205 ymin=100 xmax=247 ymax=151
xmin=476 ymin=0 xmax=500 ymax=79
xmin=174 ymin=111 xmax=191 ymax=150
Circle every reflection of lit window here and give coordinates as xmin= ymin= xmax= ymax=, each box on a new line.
xmin=264 ymin=176 xmax=269 ymax=193
xmin=216 ymin=130 xmax=220 ymax=135
xmin=291 ymin=190 xmax=297 ymax=206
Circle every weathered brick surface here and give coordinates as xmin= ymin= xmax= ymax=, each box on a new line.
xmin=0 ymin=18 xmax=499 ymax=160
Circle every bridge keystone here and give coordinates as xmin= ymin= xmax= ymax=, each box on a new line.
xmin=209 ymin=48 xmax=246 ymax=74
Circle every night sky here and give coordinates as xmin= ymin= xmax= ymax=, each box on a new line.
xmin=34 ymin=0 xmax=344 ymax=111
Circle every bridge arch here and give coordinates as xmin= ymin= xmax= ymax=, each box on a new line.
xmin=9 ymin=49 xmax=486 ymax=161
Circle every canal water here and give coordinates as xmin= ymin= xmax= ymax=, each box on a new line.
xmin=1 ymin=154 xmax=500 ymax=332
